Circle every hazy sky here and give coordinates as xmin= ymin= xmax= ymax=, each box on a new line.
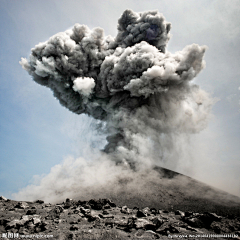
xmin=0 ymin=0 xmax=240 ymax=198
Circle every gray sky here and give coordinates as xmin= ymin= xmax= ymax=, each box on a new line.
xmin=0 ymin=0 xmax=240 ymax=198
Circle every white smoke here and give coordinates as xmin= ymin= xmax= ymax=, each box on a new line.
xmin=73 ymin=77 xmax=95 ymax=97
xmin=16 ymin=9 xmax=217 ymax=203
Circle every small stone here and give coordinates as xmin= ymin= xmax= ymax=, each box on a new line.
xmin=88 ymin=199 xmax=103 ymax=210
xmin=136 ymin=210 xmax=147 ymax=218
xmin=21 ymin=215 xmax=30 ymax=222
xmin=54 ymin=219 xmax=61 ymax=224
xmin=35 ymin=200 xmax=44 ymax=204
xmin=144 ymin=223 xmax=157 ymax=231
xmin=80 ymin=207 xmax=91 ymax=215
xmin=73 ymin=209 xmax=80 ymax=214
xmin=102 ymin=209 xmax=109 ymax=215
xmin=6 ymin=219 xmax=20 ymax=229
xmin=103 ymin=203 xmax=111 ymax=209
xmin=70 ymin=225 xmax=78 ymax=231
xmin=32 ymin=217 xmax=41 ymax=225
xmin=185 ymin=217 xmax=204 ymax=228
xmin=186 ymin=226 xmax=198 ymax=232
xmin=0 ymin=219 xmax=10 ymax=226
xmin=150 ymin=208 xmax=157 ymax=215
xmin=89 ymin=215 xmax=100 ymax=222
xmin=69 ymin=220 xmax=78 ymax=224
xmin=15 ymin=202 xmax=29 ymax=209
xmin=175 ymin=210 xmax=185 ymax=217
xmin=141 ymin=230 xmax=160 ymax=239
xmin=105 ymin=219 xmax=114 ymax=228
xmin=156 ymin=222 xmax=175 ymax=235
xmin=185 ymin=211 xmax=193 ymax=217
xmin=152 ymin=217 xmax=164 ymax=229
xmin=115 ymin=219 xmax=128 ymax=231
xmin=121 ymin=206 xmax=130 ymax=214
xmin=134 ymin=218 xmax=151 ymax=229
xmin=0 ymin=196 xmax=7 ymax=201
xmin=35 ymin=227 xmax=42 ymax=233
xmin=162 ymin=210 xmax=169 ymax=213
xmin=203 ymin=212 xmax=222 ymax=222
xmin=26 ymin=221 xmax=35 ymax=231
xmin=142 ymin=207 xmax=151 ymax=215
xmin=26 ymin=209 xmax=37 ymax=215
xmin=102 ymin=214 xmax=114 ymax=219
xmin=107 ymin=200 xmax=116 ymax=208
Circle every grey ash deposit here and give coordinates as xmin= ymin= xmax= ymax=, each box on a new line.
xmin=0 ymin=196 xmax=240 ymax=240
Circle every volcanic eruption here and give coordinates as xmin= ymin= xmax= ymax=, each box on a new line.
xmin=17 ymin=9 xmax=239 ymax=212
xmin=20 ymin=9 xmax=212 ymax=164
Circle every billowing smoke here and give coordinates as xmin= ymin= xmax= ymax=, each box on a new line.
xmin=17 ymin=9 xmax=215 ymax=202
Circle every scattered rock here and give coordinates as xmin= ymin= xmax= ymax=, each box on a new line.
xmin=102 ymin=209 xmax=109 ymax=215
xmin=0 ymin=196 xmax=7 ymax=201
xmin=26 ymin=209 xmax=37 ymax=215
xmin=156 ymin=222 xmax=180 ymax=235
xmin=80 ymin=206 xmax=91 ymax=215
xmin=64 ymin=198 xmax=74 ymax=209
xmin=134 ymin=218 xmax=151 ymax=229
xmin=186 ymin=226 xmax=198 ymax=232
xmin=141 ymin=230 xmax=160 ymax=239
xmin=115 ymin=219 xmax=129 ymax=231
xmin=152 ymin=217 xmax=164 ymax=229
xmin=14 ymin=202 xmax=29 ymax=209
xmin=175 ymin=210 xmax=185 ymax=217
xmin=32 ymin=216 xmax=41 ymax=225
xmin=198 ymin=212 xmax=222 ymax=227
xmin=1 ymin=197 xmax=239 ymax=240
xmin=103 ymin=203 xmax=111 ymax=209
xmin=70 ymin=225 xmax=78 ymax=231
xmin=88 ymin=199 xmax=103 ymax=210
xmin=121 ymin=206 xmax=130 ymax=214
xmin=101 ymin=198 xmax=116 ymax=208
xmin=105 ymin=219 xmax=115 ymax=228
xmin=184 ymin=216 xmax=205 ymax=228
xmin=142 ymin=207 xmax=151 ymax=216
xmin=150 ymin=208 xmax=157 ymax=215
xmin=185 ymin=211 xmax=193 ymax=217
xmin=35 ymin=200 xmax=44 ymax=204
xmin=162 ymin=210 xmax=169 ymax=213
xmin=136 ymin=210 xmax=147 ymax=218
xmin=47 ymin=205 xmax=63 ymax=219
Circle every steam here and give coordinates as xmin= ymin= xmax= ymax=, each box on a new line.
xmin=17 ymin=9 xmax=215 ymax=203
xmin=73 ymin=77 xmax=95 ymax=97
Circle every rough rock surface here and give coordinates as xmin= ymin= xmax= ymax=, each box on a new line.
xmin=0 ymin=197 xmax=239 ymax=239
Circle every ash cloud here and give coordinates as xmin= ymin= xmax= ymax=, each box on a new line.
xmin=17 ymin=9 xmax=215 ymax=202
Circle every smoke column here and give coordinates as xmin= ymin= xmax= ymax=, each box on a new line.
xmin=18 ymin=9 xmax=214 ymax=202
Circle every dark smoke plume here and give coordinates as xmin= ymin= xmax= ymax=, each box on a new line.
xmin=20 ymin=9 xmax=213 ymax=167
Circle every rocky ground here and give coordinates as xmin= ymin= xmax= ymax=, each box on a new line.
xmin=0 ymin=196 xmax=240 ymax=240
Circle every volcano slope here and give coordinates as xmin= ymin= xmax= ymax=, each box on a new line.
xmin=103 ymin=166 xmax=240 ymax=218
xmin=1 ymin=167 xmax=240 ymax=240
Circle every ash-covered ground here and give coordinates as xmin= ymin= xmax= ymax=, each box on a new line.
xmin=1 ymin=168 xmax=240 ymax=240
xmin=0 ymin=195 xmax=240 ymax=240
